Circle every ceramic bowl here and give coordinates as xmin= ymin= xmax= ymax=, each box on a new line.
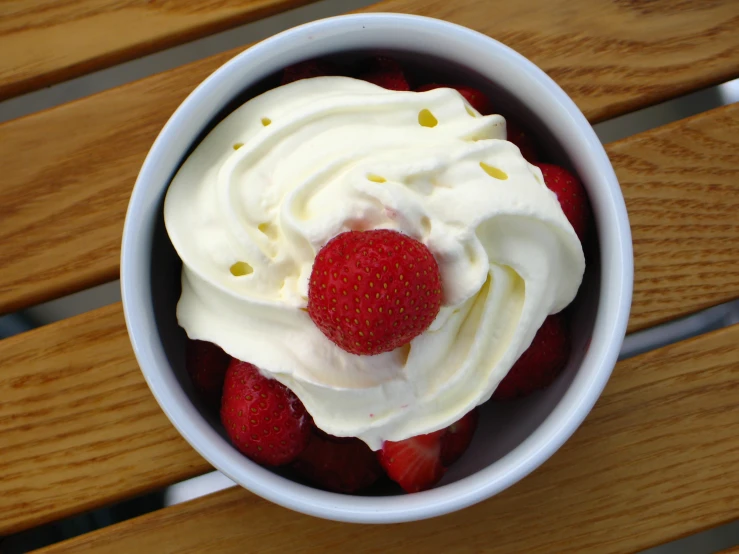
xmin=121 ymin=13 xmax=633 ymax=523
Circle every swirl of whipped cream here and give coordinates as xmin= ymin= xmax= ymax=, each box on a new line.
xmin=165 ymin=77 xmax=585 ymax=449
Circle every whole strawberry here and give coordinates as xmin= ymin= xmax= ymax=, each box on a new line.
xmin=378 ymin=408 xmax=479 ymax=493
xmin=308 ymin=229 xmax=443 ymax=356
xmin=186 ymin=339 xmax=231 ymax=411
xmin=292 ymin=430 xmax=383 ymax=493
xmin=416 ymin=83 xmax=493 ymax=115
xmin=493 ymin=314 xmax=571 ymax=400
xmin=357 ymin=56 xmax=410 ymax=91
xmin=536 ymin=163 xmax=591 ymax=241
xmin=221 ymin=360 xmax=311 ymax=466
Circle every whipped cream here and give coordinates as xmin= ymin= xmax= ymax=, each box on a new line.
xmin=165 ymin=76 xmax=585 ymax=450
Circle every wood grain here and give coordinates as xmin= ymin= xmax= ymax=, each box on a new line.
xmin=1 ymin=0 xmax=738 ymax=316
xmin=35 ymin=323 xmax=739 ymax=554
xmin=0 ymin=52 xmax=231 ymax=315
xmin=0 ymin=304 xmax=209 ymax=536
xmin=609 ymin=103 xmax=739 ymax=332
xmin=0 ymin=0 xmax=317 ymax=101
xmin=2 ymin=1 xmax=739 ymax=544
xmin=361 ymin=0 xmax=739 ymax=122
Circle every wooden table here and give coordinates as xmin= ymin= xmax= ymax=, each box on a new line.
xmin=1 ymin=1 xmax=738 ymax=552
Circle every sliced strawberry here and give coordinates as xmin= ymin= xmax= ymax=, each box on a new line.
xmin=416 ymin=83 xmax=493 ymax=115
xmin=282 ymin=59 xmax=341 ymax=85
xmin=378 ymin=408 xmax=481 ymax=492
xmin=493 ymin=314 xmax=571 ymax=400
xmin=357 ymin=56 xmax=410 ymax=91
xmin=186 ymin=339 xmax=231 ymax=411
xmin=440 ymin=408 xmax=479 ymax=466
xmin=506 ymin=119 xmax=539 ymax=164
xmin=292 ymin=430 xmax=383 ymax=493
xmin=378 ymin=430 xmax=446 ymax=493
xmin=536 ymin=163 xmax=592 ymax=241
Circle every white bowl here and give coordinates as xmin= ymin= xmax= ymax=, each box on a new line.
xmin=121 ymin=13 xmax=633 ymax=523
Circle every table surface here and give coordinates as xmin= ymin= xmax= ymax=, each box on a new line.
xmin=0 ymin=1 xmax=737 ymax=552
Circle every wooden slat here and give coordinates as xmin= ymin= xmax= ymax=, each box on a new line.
xmin=363 ymin=0 xmax=739 ymax=122
xmin=609 ymin=103 xmax=739 ymax=332
xmin=1 ymin=0 xmax=738 ymax=315
xmin=0 ymin=304 xmax=209 ymax=536
xmin=0 ymin=49 xmax=234 ymax=316
xmin=0 ymin=0 xmax=318 ymax=102
xmin=36 ymin=323 xmax=739 ymax=554
xmin=718 ymin=546 xmax=739 ymax=554
xmin=1 ymin=102 xmax=738 ymax=537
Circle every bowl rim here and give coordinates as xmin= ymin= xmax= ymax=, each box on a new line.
xmin=121 ymin=12 xmax=633 ymax=523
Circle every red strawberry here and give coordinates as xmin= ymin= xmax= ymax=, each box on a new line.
xmin=440 ymin=408 xmax=479 ymax=466
xmin=220 ymin=360 xmax=311 ymax=466
xmin=307 ymin=229 xmax=443 ymax=356
xmin=416 ymin=83 xmax=493 ymax=115
xmin=292 ymin=431 xmax=383 ymax=493
xmin=378 ymin=430 xmax=446 ymax=493
xmin=493 ymin=314 xmax=571 ymax=400
xmin=282 ymin=59 xmax=340 ymax=85
xmin=357 ymin=56 xmax=410 ymax=91
xmin=536 ymin=163 xmax=591 ymax=241
xmin=379 ymin=409 xmax=479 ymax=493
xmin=186 ymin=339 xmax=231 ymax=410
xmin=506 ymin=119 xmax=539 ymax=164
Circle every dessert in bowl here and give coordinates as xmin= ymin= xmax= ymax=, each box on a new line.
xmin=121 ymin=13 xmax=633 ymax=523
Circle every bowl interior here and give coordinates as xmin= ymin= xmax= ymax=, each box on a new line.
xmin=147 ymin=48 xmax=602 ymax=494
